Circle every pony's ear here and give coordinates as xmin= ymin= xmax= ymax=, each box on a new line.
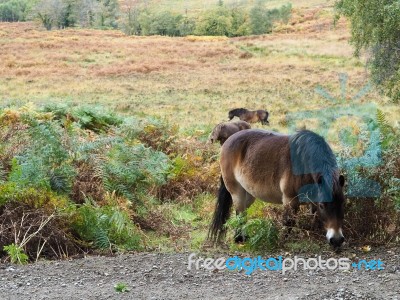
xmin=339 ymin=175 xmax=345 ymax=187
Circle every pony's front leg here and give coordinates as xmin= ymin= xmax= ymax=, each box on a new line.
xmin=309 ymin=203 xmax=322 ymax=231
xmin=282 ymin=196 xmax=299 ymax=236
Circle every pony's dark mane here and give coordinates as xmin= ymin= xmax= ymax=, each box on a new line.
xmin=289 ymin=130 xmax=339 ymax=191
xmin=229 ymin=108 xmax=248 ymax=115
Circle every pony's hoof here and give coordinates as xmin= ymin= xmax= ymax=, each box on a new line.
xmin=234 ymin=235 xmax=246 ymax=243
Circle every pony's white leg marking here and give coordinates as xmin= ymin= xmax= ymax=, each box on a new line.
xmin=279 ymin=174 xmax=292 ymax=205
xmin=282 ymin=195 xmax=297 ymax=206
xmin=326 ymin=228 xmax=344 ymax=241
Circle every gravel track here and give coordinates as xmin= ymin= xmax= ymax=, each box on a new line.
xmin=0 ymin=249 xmax=399 ymax=300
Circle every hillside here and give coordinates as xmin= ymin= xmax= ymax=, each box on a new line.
xmin=1 ymin=5 xmax=398 ymax=136
xmin=144 ymin=0 xmax=330 ymax=14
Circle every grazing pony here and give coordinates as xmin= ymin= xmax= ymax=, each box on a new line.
xmin=228 ymin=108 xmax=269 ymax=125
xmin=209 ymin=121 xmax=251 ymax=145
xmin=209 ymin=129 xmax=345 ymax=248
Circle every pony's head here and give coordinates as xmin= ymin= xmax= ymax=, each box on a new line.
xmin=209 ymin=123 xmax=224 ymax=144
xmin=228 ymin=108 xmax=246 ymax=120
xmin=290 ymin=130 xmax=346 ymax=248
xmin=315 ymin=174 xmax=345 ymax=248
xmin=210 ymin=123 xmax=228 ymax=145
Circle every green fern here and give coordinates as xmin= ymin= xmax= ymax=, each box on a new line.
xmin=227 ymin=215 xmax=279 ymax=252
xmin=110 ymin=209 xmax=126 ymax=233
xmin=102 ymin=143 xmax=170 ymax=204
xmin=242 ymin=218 xmax=279 ymax=251
xmin=42 ymin=104 xmax=123 ymax=133
xmin=94 ymin=227 xmax=111 ymax=249
xmin=376 ymin=109 xmax=395 ymax=149
xmin=3 ymin=244 xmax=29 ymax=265
xmin=377 ymin=109 xmax=390 ymax=131
xmin=72 ymin=200 xmax=141 ymax=251
xmin=0 ymin=164 xmax=6 ymax=184
xmin=8 ymin=120 xmax=76 ymax=194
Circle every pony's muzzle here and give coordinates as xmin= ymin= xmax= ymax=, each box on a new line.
xmin=326 ymin=228 xmax=344 ymax=248
xmin=329 ymin=236 xmax=345 ymax=248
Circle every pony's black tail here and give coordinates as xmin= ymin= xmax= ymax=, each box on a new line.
xmin=208 ymin=176 xmax=233 ymax=243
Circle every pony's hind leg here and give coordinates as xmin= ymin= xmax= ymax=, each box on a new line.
xmin=231 ymin=189 xmax=255 ymax=243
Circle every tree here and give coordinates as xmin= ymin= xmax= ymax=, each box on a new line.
xmin=120 ymin=1 xmax=142 ymax=35
xmin=177 ymin=15 xmax=195 ymax=36
xmin=76 ymin=0 xmax=99 ymax=28
xmin=35 ymin=0 xmax=67 ymax=30
xmin=335 ymin=0 xmax=400 ymax=102
xmin=34 ymin=0 xmax=119 ymax=30
xmin=63 ymin=0 xmax=77 ymax=27
xmin=0 ymin=0 xmax=31 ymax=22
xmin=149 ymin=11 xmax=182 ymax=36
xmin=96 ymin=0 xmax=119 ymax=28
xmin=195 ymin=6 xmax=233 ymax=36
xmin=231 ymin=7 xmax=251 ymax=36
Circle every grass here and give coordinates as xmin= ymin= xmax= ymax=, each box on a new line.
xmin=143 ymin=193 xmax=214 ymax=252
xmin=144 ymin=0 xmax=330 ymax=15
xmin=1 ymin=3 xmax=399 ymax=255
xmin=114 ymin=282 xmax=129 ymax=293
xmin=0 ymin=12 xmax=398 ymax=140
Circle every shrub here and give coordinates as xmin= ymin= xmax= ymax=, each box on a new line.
xmin=148 ymin=11 xmax=184 ymax=36
xmin=118 ymin=117 xmax=219 ymax=203
xmin=120 ymin=2 xmax=291 ymax=37
xmin=3 ymin=244 xmax=29 ymax=265
xmin=0 ymin=200 xmax=81 ymax=261
xmin=336 ymin=112 xmax=400 ymax=244
xmin=42 ymin=104 xmax=123 ymax=133
xmin=227 ymin=214 xmax=279 ymax=252
xmin=72 ymin=199 xmax=142 ymax=251
xmin=0 ymin=104 xmax=217 ymax=261
xmin=8 ymin=119 xmax=76 ymax=194
xmin=195 ymin=7 xmax=233 ymax=36
xmin=102 ymin=143 xmax=170 ymax=204
xmin=0 ymin=104 xmax=175 ymax=260
xmin=249 ymin=3 xmax=291 ymax=35
xmin=0 ymin=184 xmax=70 ymax=211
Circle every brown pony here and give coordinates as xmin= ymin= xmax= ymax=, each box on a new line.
xmin=209 ymin=129 xmax=345 ymax=248
xmin=228 ymin=108 xmax=269 ymax=125
xmin=209 ymin=121 xmax=251 ymax=145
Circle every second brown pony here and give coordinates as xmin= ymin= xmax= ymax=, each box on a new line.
xmin=228 ymin=108 xmax=269 ymax=125
xmin=209 ymin=121 xmax=251 ymax=145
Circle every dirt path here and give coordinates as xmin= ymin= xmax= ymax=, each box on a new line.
xmin=0 ymin=249 xmax=399 ymax=300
